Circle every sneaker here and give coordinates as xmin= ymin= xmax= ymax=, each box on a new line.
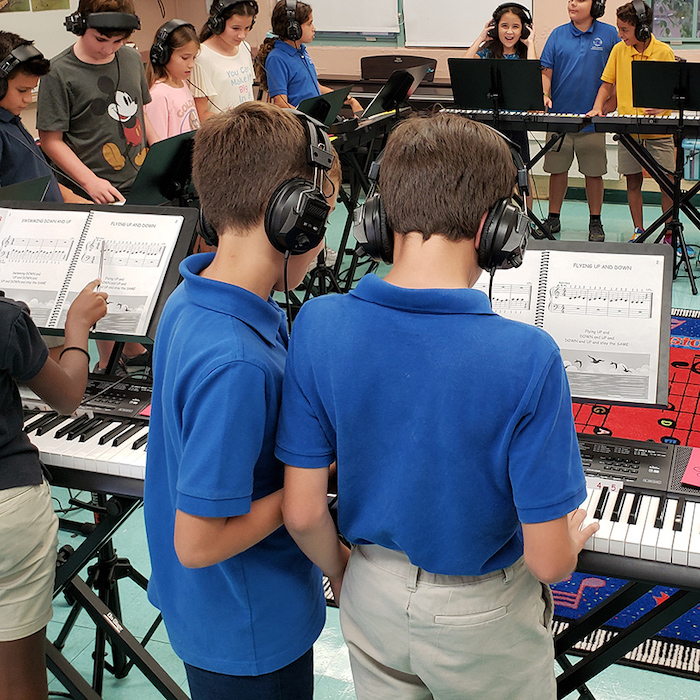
xmin=123 ymin=347 xmax=152 ymax=368
xmin=532 ymin=216 xmax=561 ymax=240
xmin=629 ymin=227 xmax=644 ymax=242
xmin=588 ymin=220 xmax=605 ymax=242
xmin=92 ymin=359 xmax=128 ymax=377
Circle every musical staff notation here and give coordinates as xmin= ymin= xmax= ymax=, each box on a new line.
xmin=81 ymin=238 xmax=166 ymax=268
xmin=476 ymin=283 xmax=532 ymax=312
xmin=548 ymin=284 xmax=652 ymax=318
xmin=0 ymin=235 xmax=74 ymax=263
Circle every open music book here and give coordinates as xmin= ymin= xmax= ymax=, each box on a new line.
xmin=476 ymin=241 xmax=674 ymax=407
xmin=0 ymin=205 xmax=191 ymax=341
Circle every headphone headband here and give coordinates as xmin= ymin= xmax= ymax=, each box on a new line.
xmin=64 ymin=11 xmax=141 ymax=35
xmin=0 ymin=42 xmax=43 ymax=79
xmin=207 ymin=0 xmax=259 ymax=35
xmin=492 ymin=3 xmax=532 ymax=26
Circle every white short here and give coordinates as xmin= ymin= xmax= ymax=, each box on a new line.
xmin=0 ymin=480 xmax=58 ymax=641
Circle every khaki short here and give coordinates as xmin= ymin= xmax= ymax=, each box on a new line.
xmin=544 ymin=131 xmax=608 ymax=177
xmin=617 ymin=136 xmax=675 ymax=175
xmin=0 ymin=481 xmax=58 ymax=641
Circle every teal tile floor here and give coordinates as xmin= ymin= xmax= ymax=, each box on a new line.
xmin=48 ymin=197 xmax=700 ymax=699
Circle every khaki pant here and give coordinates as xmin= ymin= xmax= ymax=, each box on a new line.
xmin=339 ymin=545 xmax=556 ymax=700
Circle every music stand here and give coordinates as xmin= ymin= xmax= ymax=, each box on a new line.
xmin=125 ymin=131 xmax=196 ymax=207
xmin=0 ymin=176 xmax=51 ymax=202
xmin=629 ymin=61 xmax=700 ymax=294
xmin=298 ymin=86 xmax=352 ymax=126
xmin=360 ymin=63 xmax=431 ymax=120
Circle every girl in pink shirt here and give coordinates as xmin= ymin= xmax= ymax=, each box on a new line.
xmin=146 ymin=20 xmax=200 ymax=142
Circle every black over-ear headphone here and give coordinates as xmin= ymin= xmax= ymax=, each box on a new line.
xmin=487 ymin=3 xmax=533 ymax=41
xmin=64 ymin=11 xmax=141 ymax=36
xmin=200 ymin=111 xmax=334 ymax=252
xmin=285 ymin=0 xmax=303 ymax=42
xmin=0 ymin=42 xmax=43 ymax=101
xmin=150 ymin=19 xmax=195 ymax=66
xmin=353 ymin=127 xmax=530 ymax=271
xmin=591 ymin=0 xmax=606 ymax=20
xmin=632 ymin=0 xmax=652 ymax=42
xmin=206 ymin=0 xmax=259 ymax=35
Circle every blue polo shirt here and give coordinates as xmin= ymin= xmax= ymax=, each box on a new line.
xmin=276 ymin=274 xmax=587 ymax=576
xmin=265 ymin=40 xmax=321 ymax=106
xmin=540 ymin=20 xmax=618 ymax=130
xmin=144 ymin=253 xmax=324 ymax=676
xmin=0 ymin=107 xmax=62 ymax=201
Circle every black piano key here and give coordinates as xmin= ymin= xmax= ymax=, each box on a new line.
xmin=36 ymin=415 xmax=70 ymax=436
xmin=112 ymin=423 xmax=143 ymax=447
xmin=132 ymin=432 xmax=148 ymax=450
xmin=653 ymin=496 xmax=667 ymax=529
xmin=593 ymin=487 xmax=609 ymax=520
xmin=628 ymin=492 xmax=642 ymax=525
xmin=673 ymin=497 xmax=686 ymax=532
xmin=24 ymin=412 xmax=58 ymax=434
xmin=98 ymin=422 xmax=129 ymax=445
xmin=610 ymin=490 xmax=626 ymax=523
xmin=67 ymin=416 xmax=103 ymax=441
xmin=79 ymin=418 xmax=111 ymax=442
xmin=54 ymin=414 xmax=90 ymax=439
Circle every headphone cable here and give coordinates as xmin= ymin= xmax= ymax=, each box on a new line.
xmin=283 ymin=249 xmax=293 ymax=335
xmin=187 ymin=78 xmax=226 ymax=114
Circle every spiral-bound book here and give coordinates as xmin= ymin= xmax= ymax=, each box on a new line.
xmin=0 ymin=205 xmax=192 ymax=341
xmin=475 ymin=240 xmax=674 ymax=408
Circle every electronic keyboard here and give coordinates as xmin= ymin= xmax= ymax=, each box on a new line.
xmin=441 ymin=108 xmax=590 ymax=132
xmin=592 ymin=114 xmax=700 ymax=136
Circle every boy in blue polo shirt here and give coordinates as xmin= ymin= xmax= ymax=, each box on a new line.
xmin=539 ymin=0 xmax=618 ymax=241
xmin=144 ymin=102 xmax=340 ymax=700
xmin=277 ymin=113 xmax=597 ymax=699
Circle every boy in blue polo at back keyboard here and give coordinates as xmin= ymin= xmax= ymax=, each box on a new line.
xmin=277 ymin=112 xmax=598 ymax=699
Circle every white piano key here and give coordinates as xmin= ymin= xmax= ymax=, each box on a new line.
xmin=625 ymin=495 xmax=653 ymax=559
xmin=581 ymin=488 xmax=603 ymax=550
xmin=640 ymin=496 xmax=663 ymax=561
xmin=105 ymin=427 xmax=149 ymax=477
xmin=608 ymin=492 xmax=634 ymax=556
xmin=688 ymin=504 xmax=700 ymax=568
xmin=593 ymin=488 xmax=619 ymax=553
xmin=71 ymin=421 xmax=124 ymax=471
xmin=654 ymin=498 xmax=678 ymax=564
xmin=672 ymin=501 xmax=695 ymax=566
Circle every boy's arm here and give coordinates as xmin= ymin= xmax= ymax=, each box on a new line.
xmin=26 ymin=280 xmax=107 ymax=414
xmin=283 ymin=464 xmax=350 ymax=599
xmin=541 ymin=67 xmax=553 ymax=110
xmin=522 ymin=509 xmax=598 ymax=584
xmin=173 ymin=490 xmax=284 ymax=568
xmin=587 ymin=81 xmax=614 ymax=116
xmin=39 ymin=130 xmax=124 ymax=204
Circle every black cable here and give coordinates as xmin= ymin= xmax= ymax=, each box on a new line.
xmin=284 ymin=249 xmax=293 ymax=335
xmin=488 ymin=267 xmax=496 ymax=306
xmin=187 ymin=78 xmax=226 ymax=114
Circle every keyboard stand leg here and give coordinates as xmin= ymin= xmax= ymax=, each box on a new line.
xmin=556 ymin=655 xmax=598 ymax=700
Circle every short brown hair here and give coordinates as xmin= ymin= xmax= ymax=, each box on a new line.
xmin=379 ymin=114 xmax=516 ymax=241
xmin=617 ymin=1 xmax=652 ymax=26
xmin=193 ymin=101 xmax=336 ymax=234
xmin=78 ymin=0 xmax=138 ymax=38
xmin=0 ymin=32 xmax=50 ymax=81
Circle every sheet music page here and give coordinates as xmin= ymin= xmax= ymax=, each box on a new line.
xmin=0 ymin=207 xmax=90 ymax=327
xmin=473 ymin=249 xmax=544 ymax=327
xmin=538 ymin=250 xmax=664 ymax=405
xmin=57 ymin=210 xmax=183 ymax=337
xmin=476 ymin=246 xmax=667 ymax=405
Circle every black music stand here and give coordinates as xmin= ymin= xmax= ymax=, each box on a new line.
xmin=448 ymin=58 xmax=558 ymax=240
xmin=360 ymin=63 xmax=431 ymax=120
xmin=298 ymin=86 xmax=352 ymax=126
xmin=0 ymin=176 xmax=51 ymax=202
xmin=628 ymin=61 xmax=700 ymax=294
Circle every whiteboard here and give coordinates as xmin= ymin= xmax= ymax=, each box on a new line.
xmin=312 ymin=0 xmax=399 ymax=34
xmin=403 ymin=0 xmax=532 ymax=48
xmin=0 ymin=1 xmax=79 ymax=60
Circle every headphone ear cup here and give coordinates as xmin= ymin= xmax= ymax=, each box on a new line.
xmin=520 ymin=24 xmax=530 ymax=40
xmin=478 ymin=199 xmax=527 ymax=271
xmin=207 ymin=15 xmax=224 ymax=35
xmin=265 ymin=178 xmax=329 ymax=254
xmin=353 ymin=194 xmax=393 ymax=264
xmin=0 ymin=78 xmax=7 ymax=102
xmin=287 ymin=20 xmax=302 ymax=42
xmin=149 ymin=44 xmax=168 ymax=66
xmin=198 ymin=209 xmax=219 ymax=247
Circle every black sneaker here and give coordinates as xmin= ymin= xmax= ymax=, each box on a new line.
xmin=92 ymin=359 xmax=129 ymax=377
xmin=532 ymin=216 xmax=561 ymax=239
xmin=123 ymin=347 xmax=152 ymax=368
xmin=588 ymin=220 xmax=605 ymax=242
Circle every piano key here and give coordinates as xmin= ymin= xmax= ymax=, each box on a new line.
xmin=672 ymin=501 xmax=695 ymax=566
xmin=627 ymin=492 xmax=642 ymax=525
xmin=610 ymin=490 xmax=626 ymax=523
xmin=79 ymin=418 xmax=113 ymax=442
xmin=653 ymin=496 xmax=668 ymax=529
xmin=55 ymin=414 xmax=90 ymax=440
xmin=593 ymin=488 xmax=619 ymax=553
xmin=673 ymin=497 xmax=686 ymax=532
xmin=655 ymin=498 xmax=678 ymax=563
xmin=581 ymin=489 xmax=603 ymax=548
xmin=75 ymin=421 xmax=145 ymax=474
xmin=688 ymin=505 xmax=700 ymax=568
xmin=24 ymin=411 xmax=58 ymax=434
xmin=36 ymin=414 xmax=70 ymax=436
xmin=98 ymin=421 xmax=130 ymax=445
xmin=133 ymin=433 xmax=148 ymax=450
xmin=112 ymin=423 xmax=144 ymax=447
xmin=609 ymin=492 xmax=635 ymax=556
xmin=66 ymin=416 xmax=103 ymax=441
xmin=70 ymin=421 xmax=125 ymax=471
xmin=640 ymin=496 xmax=662 ymax=560
xmin=593 ymin=486 xmax=609 ymax=520
xmin=625 ymin=495 xmax=653 ymax=558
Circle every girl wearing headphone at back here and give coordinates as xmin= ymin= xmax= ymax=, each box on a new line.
xmin=145 ymin=20 xmax=200 ymax=143
xmin=464 ymin=3 xmax=537 ymax=60
xmin=191 ymin=0 xmax=258 ymax=123
xmin=255 ymin=1 xmax=362 ymax=113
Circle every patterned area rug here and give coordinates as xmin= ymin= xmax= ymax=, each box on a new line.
xmin=553 ymin=319 xmax=700 ymax=678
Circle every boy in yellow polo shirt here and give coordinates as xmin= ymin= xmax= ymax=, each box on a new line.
xmin=588 ymin=0 xmax=674 ymax=242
